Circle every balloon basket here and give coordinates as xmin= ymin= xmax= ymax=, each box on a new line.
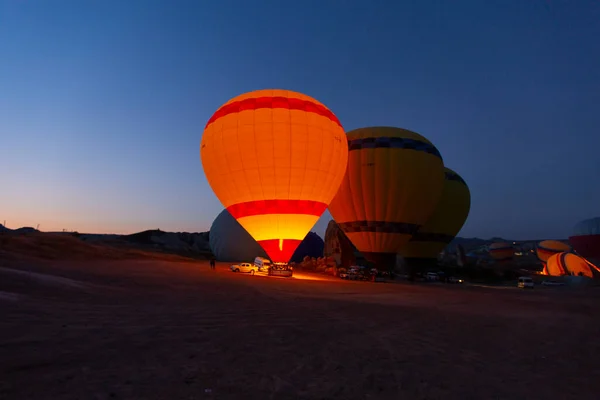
xmin=268 ymin=263 xmax=294 ymax=277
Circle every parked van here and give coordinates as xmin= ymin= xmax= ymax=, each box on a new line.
xmin=254 ymin=257 xmax=272 ymax=272
xmin=425 ymin=272 xmax=439 ymax=281
xmin=517 ymin=276 xmax=534 ymax=289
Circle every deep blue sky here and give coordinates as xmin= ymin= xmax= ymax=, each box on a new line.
xmin=1 ymin=0 xmax=598 ymax=240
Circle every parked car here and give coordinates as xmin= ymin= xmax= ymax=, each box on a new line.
xmin=346 ymin=266 xmax=361 ymax=280
xmin=425 ymin=272 xmax=439 ymax=281
xmin=253 ymin=257 xmax=272 ymax=272
xmin=541 ymin=280 xmax=565 ymax=287
xmin=230 ymin=263 xmax=258 ymax=275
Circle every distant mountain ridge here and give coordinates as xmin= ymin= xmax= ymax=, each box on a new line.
xmin=2 ymin=225 xmax=568 ymax=257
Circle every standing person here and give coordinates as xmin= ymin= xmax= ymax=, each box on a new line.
xmin=210 ymin=257 xmax=216 ymax=270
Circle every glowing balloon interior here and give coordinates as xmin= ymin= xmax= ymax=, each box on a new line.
xmin=544 ymin=252 xmax=595 ymax=278
xmin=201 ymin=89 xmax=348 ymax=262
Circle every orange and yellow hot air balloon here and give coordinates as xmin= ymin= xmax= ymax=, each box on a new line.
xmin=544 ymin=252 xmax=596 ymax=278
xmin=201 ymin=89 xmax=348 ymax=262
xmin=328 ymin=126 xmax=445 ymax=269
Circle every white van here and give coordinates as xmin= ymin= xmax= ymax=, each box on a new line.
xmin=517 ymin=276 xmax=534 ymax=289
xmin=254 ymin=257 xmax=272 ymax=272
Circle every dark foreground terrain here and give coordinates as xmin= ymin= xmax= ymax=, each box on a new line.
xmin=1 ymin=251 xmax=600 ymax=399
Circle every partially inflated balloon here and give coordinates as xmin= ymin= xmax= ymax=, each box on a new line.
xmin=536 ymin=240 xmax=571 ymax=263
xmin=328 ymin=127 xmax=445 ymax=269
xmin=201 ymin=89 xmax=348 ymax=262
xmin=544 ymin=252 xmax=595 ymax=278
xmin=400 ymin=167 xmax=470 ymax=267
xmin=488 ymin=242 xmax=514 ymax=262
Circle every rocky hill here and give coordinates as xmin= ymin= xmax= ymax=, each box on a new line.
xmin=1 ymin=224 xmax=567 ymax=262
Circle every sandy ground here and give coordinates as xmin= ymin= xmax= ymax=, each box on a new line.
xmin=1 ymin=257 xmax=600 ymax=400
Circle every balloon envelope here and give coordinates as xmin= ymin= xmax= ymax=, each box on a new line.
xmin=328 ymin=127 xmax=445 ymax=269
xmin=488 ymin=242 xmax=514 ymax=262
xmin=201 ymin=89 xmax=348 ymax=262
xmin=544 ymin=252 xmax=594 ymax=278
xmin=400 ymin=167 xmax=471 ymax=265
xmin=569 ymin=217 xmax=600 ymax=260
xmin=536 ymin=240 xmax=571 ymax=263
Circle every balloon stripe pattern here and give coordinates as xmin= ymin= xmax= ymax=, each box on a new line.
xmin=535 ymin=240 xmax=571 ymax=263
xmin=328 ymin=126 xmax=445 ymax=268
xmin=227 ymin=200 xmax=327 ymax=219
xmin=348 ymin=137 xmax=442 ymax=158
xmin=337 ymin=221 xmax=420 ymax=234
xmin=205 ymin=96 xmax=343 ymax=129
xmin=201 ymin=89 xmax=348 ymax=262
xmin=401 ymin=167 xmax=471 ymax=262
xmin=545 ymin=252 xmax=594 ymax=278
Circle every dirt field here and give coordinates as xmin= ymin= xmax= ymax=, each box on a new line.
xmin=1 ymin=256 xmax=600 ymax=400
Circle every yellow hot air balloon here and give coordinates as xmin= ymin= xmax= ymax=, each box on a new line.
xmin=328 ymin=127 xmax=445 ymax=269
xmin=536 ymin=240 xmax=571 ymax=263
xmin=400 ymin=167 xmax=471 ymax=267
xmin=201 ymin=89 xmax=348 ymax=262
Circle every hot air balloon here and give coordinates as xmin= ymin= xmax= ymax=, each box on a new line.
xmin=544 ymin=252 xmax=596 ymax=278
xmin=328 ymin=127 xmax=445 ymax=270
xmin=536 ymin=240 xmax=571 ymax=263
xmin=488 ymin=242 xmax=514 ymax=262
xmin=569 ymin=217 xmax=600 ymax=261
xmin=400 ymin=167 xmax=471 ymax=269
xmin=201 ymin=89 xmax=348 ymax=262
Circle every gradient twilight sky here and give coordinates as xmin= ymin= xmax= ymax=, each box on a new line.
xmin=1 ymin=0 xmax=599 ymax=240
